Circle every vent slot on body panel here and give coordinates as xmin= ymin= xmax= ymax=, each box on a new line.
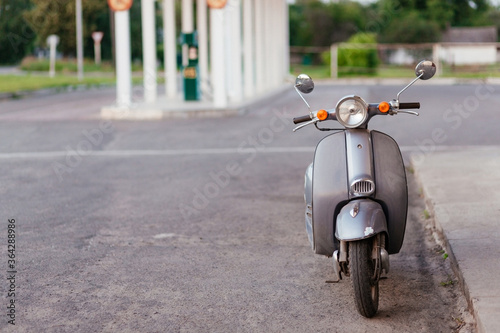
xmin=351 ymin=180 xmax=374 ymax=196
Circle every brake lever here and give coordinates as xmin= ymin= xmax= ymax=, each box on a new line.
xmin=293 ymin=118 xmax=319 ymax=132
xmin=397 ymin=110 xmax=419 ymax=116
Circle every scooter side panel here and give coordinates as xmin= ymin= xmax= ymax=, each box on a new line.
xmin=309 ymin=131 xmax=349 ymax=256
xmin=371 ymin=130 xmax=408 ymax=254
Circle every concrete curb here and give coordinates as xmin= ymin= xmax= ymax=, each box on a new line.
xmin=100 ymin=83 xmax=292 ymax=120
xmin=413 ymin=169 xmax=475 ymax=326
xmin=411 ymin=148 xmax=500 ymax=333
xmin=100 ymin=104 xmax=242 ymax=120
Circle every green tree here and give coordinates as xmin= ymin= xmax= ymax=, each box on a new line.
xmin=378 ymin=10 xmax=441 ymax=43
xmin=24 ymin=0 xmax=112 ymax=57
xmin=338 ymin=32 xmax=379 ymax=75
xmin=426 ymin=0 xmax=453 ymax=29
xmin=0 ymin=0 xmax=34 ymax=64
xmin=289 ymin=0 xmax=371 ymax=46
xmin=329 ymin=1 xmax=368 ymax=43
xmin=289 ymin=3 xmax=312 ymax=46
xmin=375 ymin=0 xmax=493 ymax=43
xmin=378 ymin=0 xmax=492 ymax=33
xmin=303 ymin=1 xmax=335 ymax=46
xmin=129 ymin=0 xmax=143 ymax=61
xmin=450 ymin=0 xmax=491 ymax=26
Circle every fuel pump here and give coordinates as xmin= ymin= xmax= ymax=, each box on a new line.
xmin=182 ymin=32 xmax=200 ymax=101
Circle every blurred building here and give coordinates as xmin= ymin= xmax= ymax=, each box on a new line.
xmin=439 ymin=26 xmax=498 ymax=66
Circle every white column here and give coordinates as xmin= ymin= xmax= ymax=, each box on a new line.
xmin=267 ymin=0 xmax=278 ymax=87
xmin=197 ymin=0 xmax=209 ymax=96
xmin=268 ymin=0 xmax=277 ymax=87
xmin=210 ymin=8 xmax=227 ymax=107
xmin=182 ymin=0 xmax=194 ymax=67
xmin=115 ymin=11 xmax=132 ymax=107
xmin=76 ymin=0 xmax=84 ymax=81
xmin=142 ymin=0 xmax=157 ymax=103
xmin=254 ymin=0 xmax=265 ymax=93
xmin=269 ymin=0 xmax=286 ymax=87
xmin=243 ymin=0 xmax=255 ymax=98
xmin=163 ymin=0 xmax=177 ymax=99
xmin=272 ymin=0 xmax=284 ymax=86
xmin=227 ymin=0 xmax=242 ymax=103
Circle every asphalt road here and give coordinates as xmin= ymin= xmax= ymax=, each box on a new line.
xmin=0 ymin=80 xmax=492 ymax=332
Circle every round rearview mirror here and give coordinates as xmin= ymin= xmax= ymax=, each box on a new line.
xmin=295 ymin=74 xmax=314 ymax=94
xmin=415 ymin=60 xmax=436 ymax=80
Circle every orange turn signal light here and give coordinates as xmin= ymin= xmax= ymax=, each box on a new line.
xmin=317 ymin=109 xmax=328 ymax=121
xmin=378 ymin=102 xmax=390 ymax=113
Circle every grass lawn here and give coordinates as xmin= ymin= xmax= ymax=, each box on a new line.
xmin=19 ymin=57 xmax=127 ymax=73
xmin=290 ymin=64 xmax=421 ymax=79
xmin=0 ymin=74 xmax=118 ymax=94
xmin=291 ymin=64 xmax=500 ymax=80
xmin=0 ymin=58 xmax=164 ymax=94
xmin=3 ymin=59 xmax=500 ymax=96
xmin=291 ymin=65 xmax=333 ymax=79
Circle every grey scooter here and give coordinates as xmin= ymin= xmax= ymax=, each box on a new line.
xmin=293 ymin=60 xmax=436 ymax=318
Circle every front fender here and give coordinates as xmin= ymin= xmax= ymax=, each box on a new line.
xmin=335 ymin=200 xmax=387 ymax=241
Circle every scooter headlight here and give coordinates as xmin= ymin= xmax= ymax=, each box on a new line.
xmin=336 ymin=95 xmax=369 ymax=128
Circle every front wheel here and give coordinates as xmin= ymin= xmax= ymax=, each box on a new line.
xmin=349 ymin=238 xmax=379 ymax=317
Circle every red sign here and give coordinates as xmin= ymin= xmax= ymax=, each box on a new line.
xmin=108 ymin=0 xmax=133 ymax=12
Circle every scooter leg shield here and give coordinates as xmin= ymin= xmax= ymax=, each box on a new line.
xmin=335 ymin=200 xmax=388 ymax=241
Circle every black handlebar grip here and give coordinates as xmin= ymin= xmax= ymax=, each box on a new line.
xmin=293 ymin=115 xmax=312 ymax=124
xmin=399 ymin=102 xmax=420 ymax=109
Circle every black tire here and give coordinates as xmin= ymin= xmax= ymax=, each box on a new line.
xmin=349 ymin=238 xmax=379 ymax=318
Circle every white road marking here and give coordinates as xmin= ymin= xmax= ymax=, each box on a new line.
xmin=153 ymin=233 xmax=177 ymax=239
xmin=0 ymin=145 xmax=489 ymax=159
xmin=0 ymin=147 xmax=316 ymax=159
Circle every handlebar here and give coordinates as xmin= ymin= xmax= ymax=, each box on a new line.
xmin=292 ymin=100 xmax=421 ymax=132
xmin=293 ymin=115 xmax=312 ymax=124
xmin=399 ymin=102 xmax=420 ymax=110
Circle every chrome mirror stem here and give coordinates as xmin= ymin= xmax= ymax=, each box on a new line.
xmin=295 ymin=86 xmax=311 ymax=112
xmin=396 ymin=72 xmax=423 ymax=102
